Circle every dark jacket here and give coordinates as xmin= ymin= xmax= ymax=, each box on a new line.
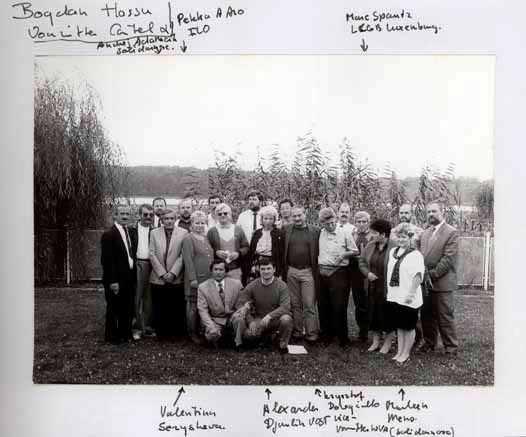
xmin=358 ymin=240 xmax=395 ymax=297
xmin=248 ymin=227 xmax=284 ymax=277
xmin=282 ymin=224 xmax=321 ymax=278
xmin=101 ymin=224 xmax=137 ymax=285
xmin=207 ymin=225 xmax=249 ymax=271
xmin=419 ymin=222 xmax=458 ymax=291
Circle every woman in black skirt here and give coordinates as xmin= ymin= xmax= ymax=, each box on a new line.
xmin=386 ymin=223 xmax=425 ymax=363
xmin=358 ymin=219 xmax=395 ymax=352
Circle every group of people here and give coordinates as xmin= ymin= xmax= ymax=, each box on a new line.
xmin=100 ymin=190 xmax=459 ymax=361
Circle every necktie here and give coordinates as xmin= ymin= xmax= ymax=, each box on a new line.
xmin=430 ymin=226 xmax=437 ymax=240
xmin=252 ymin=211 xmax=257 ymax=231
xmin=124 ymin=226 xmax=132 ymax=252
xmin=218 ymin=282 xmax=225 ymax=306
xmin=164 ymin=230 xmax=172 ymax=265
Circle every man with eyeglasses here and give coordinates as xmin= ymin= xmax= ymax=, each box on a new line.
xmin=132 ymin=204 xmax=155 ymax=340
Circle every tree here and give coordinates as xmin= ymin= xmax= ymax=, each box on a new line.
xmin=34 ymin=71 xmax=128 ymax=281
xmin=475 ymin=180 xmax=494 ymax=223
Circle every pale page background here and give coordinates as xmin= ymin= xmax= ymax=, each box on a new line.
xmin=1 ymin=1 xmax=523 ymax=436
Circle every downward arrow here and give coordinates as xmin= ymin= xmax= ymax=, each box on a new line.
xmin=180 ymin=40 xmax=187 ymax=53
xmin=360 ymin=38 xmax=368 ymax=52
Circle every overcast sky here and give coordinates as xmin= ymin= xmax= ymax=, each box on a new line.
xmin=36 ymin=55 xmax=495 ymax=180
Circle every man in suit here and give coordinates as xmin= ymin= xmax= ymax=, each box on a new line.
xmin=419 ymin=201 xmax=459 ymax=355
xmin=283 ymin=206 xmax=320 ymax=344
xmin=242 ymin=257 xmax=293 ymax=354
xmin=100 ymin=204 xmax=137 ymax=344
xmin=132 ymin=203 xmax=155 ymax=340
xmin=152 ymin=197 xmax=167 ymax=228
xmin=197 ymin=259 xmax=246 ymax=348
xmin=149 ymin=207 xmax=188 ymax=339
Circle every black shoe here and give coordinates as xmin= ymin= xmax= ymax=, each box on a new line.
xmin=339 ymin=338 xmax=352 ymax=348
xmin=417 ymin=344 xmax=435 ymax=353
xmin=279 ymin=346 xmax=288 ymax=355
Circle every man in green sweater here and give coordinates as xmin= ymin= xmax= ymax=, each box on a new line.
xmin=242 ymin=257 xmax=293 ymax=354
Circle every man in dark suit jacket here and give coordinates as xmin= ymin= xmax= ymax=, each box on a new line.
xmin=100 ymin=204 xmax=137 ymax=344
xmin=419 ymin=201 xmax=459 ymax=354
xmin=283 ymin=206 xmax=320 ymax=343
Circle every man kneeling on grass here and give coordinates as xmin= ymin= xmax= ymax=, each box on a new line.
xmin=242 ymin=257 xmax=293 ymax=354
xmin=197 ymin=259 xmax=247 ymax=348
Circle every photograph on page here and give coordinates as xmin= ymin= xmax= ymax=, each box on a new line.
xmin=32 ymin=54 xmax=494 ymax=386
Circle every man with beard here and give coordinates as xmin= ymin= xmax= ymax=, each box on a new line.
xmin=397 ymin=204 xmax=423 ymax=249
xmin=237 ymin=190 xmax=263 ymax=243
xmin=207 ymin=194 xmax=222 ymax=230
xmin=152 ymin=197 xmax=167 ymax=228
xmin=176 ymin=198 xmax=193 ymax=232
xmin=418 ymin=201 xmax=459 ymax=355
xmin=237 ymin=190 xmax=263 ymax=284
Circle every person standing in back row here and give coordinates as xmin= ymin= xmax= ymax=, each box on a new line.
xmin=237 ymin=190 xmax=263 ymax=284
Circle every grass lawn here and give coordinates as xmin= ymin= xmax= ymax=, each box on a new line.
xmin=33 ymin=286 xmax=493 ymax=385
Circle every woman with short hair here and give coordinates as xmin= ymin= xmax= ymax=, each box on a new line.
xmin=206 ymin=203 xmax=249 ymax=282
xmin=358 ymin=218 xmax=396 ymax=352
xmin=248 ymin=205 xmax=284 ymax=281
xmin=386 ymin=223 xmax=425 ymax=363
xmin=182 ymin=211 xmax=214 ymax=343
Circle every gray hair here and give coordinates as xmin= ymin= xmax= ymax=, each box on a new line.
xmin=259 ymin=205 xmax=278 ymax=221
xmin=354 ymin=210 xmax=370 ymax=221
xmin=190 ymin=210 xmax=207 ymax=223
xmin=392 ymin=222 xmax=414 ymax=237
xmin=215 ymin=203 xmax=232 ymax=216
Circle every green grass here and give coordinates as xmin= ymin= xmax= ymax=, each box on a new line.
xmin=33 ymin=287 xmax=494 ymax=385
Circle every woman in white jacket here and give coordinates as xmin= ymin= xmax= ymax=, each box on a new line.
xmin=386 ymin=223 xmax=425 ymax=364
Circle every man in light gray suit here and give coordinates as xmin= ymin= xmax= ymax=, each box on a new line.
xmin=149 ymin=208 xmax=188 ymax=339
xmin=419 ymin=201 xmax=459 ymax=355
xmin=197 ymin=259 xmax=246 ymax=348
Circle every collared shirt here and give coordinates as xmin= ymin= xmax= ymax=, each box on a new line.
xmin=136 ymin=222 xmax=150 ymax=260
xmin=431 ymin=220 xmax=445 ymax=239
xmin=236 ymin=209 xmax=261 ymax=243
xmin=114 ymin=222 xmax=133 ymax=269
xmin=214 ymin=279 xmax=225 ymax=292
xmin=154 ymin=215 xmax=162 ymax=228
xmin=318 ymin=226 xmax=358 ymax=267
xmin=255 ymin=229 xmax=272 ymax=256
xmin=338 ymin=222 xmax=356 ymax=234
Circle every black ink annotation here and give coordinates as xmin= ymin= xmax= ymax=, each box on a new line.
xmin=11 ymin=2 xmax=88 ymax=27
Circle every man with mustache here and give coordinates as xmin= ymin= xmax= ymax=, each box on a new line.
xmin=418 ymin=201 xmax=459 ymax=355
xmin=397 ymin=204 xmax=422 ymax=249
